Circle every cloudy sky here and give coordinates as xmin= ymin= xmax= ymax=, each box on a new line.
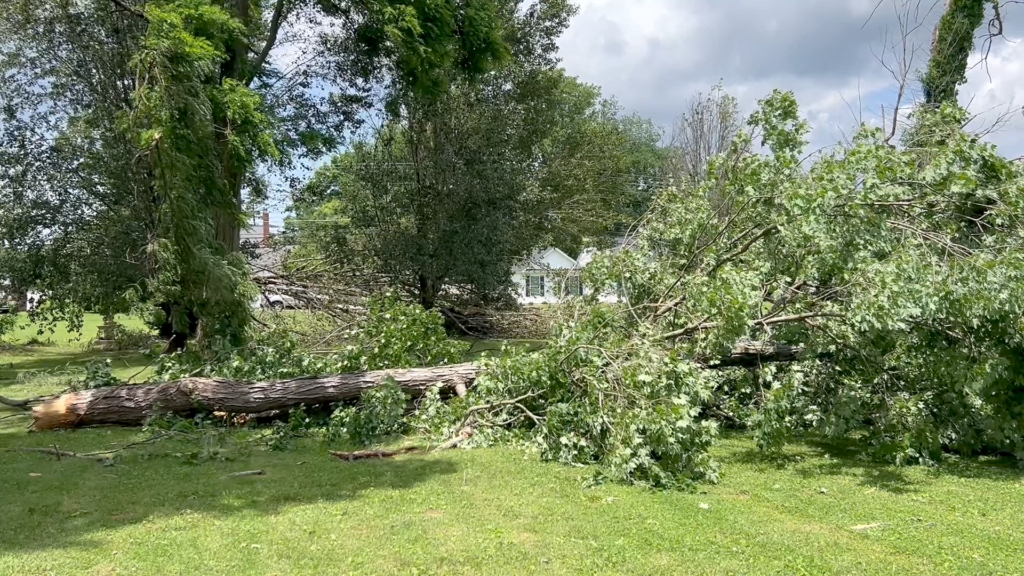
xmin=269 ymin=1 xmax=1023 ymax=226
xmin=556 ymin=0 xmax=1024 ymax=156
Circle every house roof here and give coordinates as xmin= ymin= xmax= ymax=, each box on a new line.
xmin=513 ymin=247 xmax=579 ymax=272
xmin=515 ymin=238 xmax=637 ymax=272
xmin=576 ymin=236 xmax=636 ymax=267
xmin=250 ymin=246 xmax=292 ymax=278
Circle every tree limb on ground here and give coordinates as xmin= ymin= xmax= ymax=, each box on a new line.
xmin=8 ymin=432 xmax=176 ymax=464
xmin=711 ymin=341 xmax=806 ymax=368
xmin=28 ymin=364 xmax=480 ymax=430
xmin=0 ymin=395 xmax=36 ymax=411
xmin=329 ymin=426 xmax=476 ymax=461
xmin=9 ymin=447 xmax=115 ymax=465
xmin=659 ymin=312 xmax=845 ymax=340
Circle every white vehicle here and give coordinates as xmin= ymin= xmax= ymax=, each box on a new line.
xmin=256 ymin=292 xmax=300 ymax=310
xmin=26 ymin=291 xmax=45 ymax=311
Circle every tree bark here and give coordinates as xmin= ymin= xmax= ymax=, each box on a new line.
xmin=418 ymin=273 xmax=439 ymax=310
xmin=712 ymin=341 xmax=805 ymax=368
xmin=32 ymin=363 xmax=480 ymax=431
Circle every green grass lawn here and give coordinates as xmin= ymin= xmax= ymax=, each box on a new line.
xmin=2 ymin=316 xmax=1023 ymax=575
xmin=0 ymin=314 xmax=155 ymax=395
xmin=1 ymin=427 xmax=1021 ymax=576
xmin=3 ymin=312 xmax=150 ymax=348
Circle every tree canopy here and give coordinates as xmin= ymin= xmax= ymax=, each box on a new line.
xmin=0 ymin=0 xmax=520 ymax=342
xmin=290 ymin=2 xmax=665 ymax=310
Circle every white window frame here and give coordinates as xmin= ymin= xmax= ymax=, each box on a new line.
xmin=563 ymin=274 xmax=584 ymax=297
xmin=526 ymin=274 xmax=546 ymax=298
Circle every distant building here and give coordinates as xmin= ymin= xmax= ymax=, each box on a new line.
xmin=242 ymin=211 xmax=298 ymax=309
xmin=511 ymin=242 xmax=630 ymax=305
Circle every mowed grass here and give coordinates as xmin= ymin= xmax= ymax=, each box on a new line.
xmin=1 ymin=427 xmax=1022 ymax=576
xmin=0 ymin=313 xmax=155 ymax=395
xmin=2 ymin=316 xmax=1023 ymax=575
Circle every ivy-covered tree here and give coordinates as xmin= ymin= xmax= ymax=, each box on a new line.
xmin=921 ymin=0 xmax=988 ymax=106
xmin=0 ymin=0 xmax=516 ymax=345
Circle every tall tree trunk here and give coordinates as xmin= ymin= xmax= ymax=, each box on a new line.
xmin=922 ymin=0 xmax=986 ymax=106
xmin=419 ymin=273 xmax=439 ymax=310
xmin=214 ymin=172 xmax=243 ymax=254
xmin=213 ymin=0 xmax=251 ymax=255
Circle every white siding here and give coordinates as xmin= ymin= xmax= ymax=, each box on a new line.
xmin=512 ymin=248 xmax=582 ymax=304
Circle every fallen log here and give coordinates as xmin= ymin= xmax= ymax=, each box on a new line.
xmin=714 ymin=341 xmax=805 ymax=368
xmin=31 ymin=363 xmax=480 ymax=431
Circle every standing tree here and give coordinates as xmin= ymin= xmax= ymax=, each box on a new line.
xmin=291 ymin=46 xmax=665 ymax=310
xmin=667 ymin=83 xmax=745 ymax=188
xmin=0 ymin=0 xmax=516 ymax=346
xmin=921 ymin=0 xmax=988 ymax=106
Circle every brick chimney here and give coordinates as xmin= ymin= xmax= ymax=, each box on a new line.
xmin=262 ymin=211 xmax=271 ymax=246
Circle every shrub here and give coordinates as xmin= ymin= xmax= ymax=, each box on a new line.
xmin=0 ymin=313 xmax=16 ymax=342
xmin=154 ymin=294 xmax=468 ymax=382
xmin=454 ymin=307 xmax=721 ymax=488
xmin=330 ymin=378 xmax=410 ymax=445
xmin=104 ymin=323 xmax=157 ymax=351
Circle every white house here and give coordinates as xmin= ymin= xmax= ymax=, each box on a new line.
xmin=512 ymin=245 xmax=626 ymax=305
xmin=511 ymin=247 xmax=583 ymax=305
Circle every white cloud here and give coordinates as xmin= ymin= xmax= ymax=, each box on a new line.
xmin=557 ymin=0 xmax=1024 ymax=157
xmin=962 ymin=37 xmax=1024 ymax=158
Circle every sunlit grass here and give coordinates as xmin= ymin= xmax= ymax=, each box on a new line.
xmin=0 ymin=425 xmax=1021 ymax=576
xmin=0 ymin=314 xmax=156 ymax=393
xmin=2 ymin=317 xmax=1022 ymax=575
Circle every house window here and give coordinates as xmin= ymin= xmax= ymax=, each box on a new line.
xmin=526 ymin=275 xmax=545 ymax=297
xmin=563 ymin=275 xmax=584 ymax=297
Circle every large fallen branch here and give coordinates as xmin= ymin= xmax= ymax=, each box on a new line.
xmin=31 ymin=363 xmax=480 ymax=431
xmin=713 ymin=341 xmax=805 ymax=368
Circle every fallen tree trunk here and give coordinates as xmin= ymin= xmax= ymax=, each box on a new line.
xmin=31 ymin=363 xmax=480 ymax=431
xmin=714 ymin=341 xmax=805 ymax=368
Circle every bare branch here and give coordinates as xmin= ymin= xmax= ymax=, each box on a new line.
xmin=246 ymin=0 xmax=288 ymax=87
xmin=707 ymin=224 xmax=779 ymax=276
xmin=107 ymin=0 xmax=147 ymax=19
xmin=659 ymin=311 xmax=845 ymax=341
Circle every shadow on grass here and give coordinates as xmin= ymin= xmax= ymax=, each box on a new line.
xmin=0 ymin=433 xmax=461 ymax=554
xmin=723 ymin=433 xmax=1023 ymax=495
xmin=0 ymin=349 xmax=151 ymax=384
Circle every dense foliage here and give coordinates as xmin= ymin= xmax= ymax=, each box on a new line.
xmin=289 ymin=1 xmax=665 ymax=309
xmin=0 ymin=0 xmax=518 ymax=343
xmin=330 ymin=378 xmax=410 ymax=445
xmin=400 ymin=92 xmax=1024 ymax=486
xmin=154 ymin=294 xmax=466 ymax=381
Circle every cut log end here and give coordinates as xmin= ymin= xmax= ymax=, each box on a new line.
xmin=31 ymin=393 xmax=86 ymax=430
